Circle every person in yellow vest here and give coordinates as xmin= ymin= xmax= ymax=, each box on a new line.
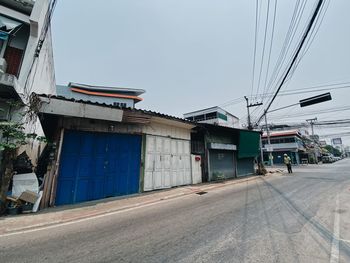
xmin=284 ymin=154 xmax=293 ymax=174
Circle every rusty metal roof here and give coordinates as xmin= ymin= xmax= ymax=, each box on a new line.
xmin=34 ymin=93 xmax=194 ymax=125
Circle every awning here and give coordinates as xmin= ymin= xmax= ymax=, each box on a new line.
xmin=238 ymin=130 xmax=260 ymax=159
xmin=0 ymin=15 xmax=22 ymax=37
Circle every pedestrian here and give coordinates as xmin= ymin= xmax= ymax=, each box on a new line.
xmin=284 ymin=153 xmax=293 ymax=174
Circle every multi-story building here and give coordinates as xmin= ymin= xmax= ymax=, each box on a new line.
xmin=0 ymin=0 xmax=56 ymax=164
xmin=183 ymin=106 xmax=240 ymax=129
xmin=261 ymin=129 xmax=307 ymax=165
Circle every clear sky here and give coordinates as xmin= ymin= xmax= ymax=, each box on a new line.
xmin=51 ymin=0 xmax=350 ymax=145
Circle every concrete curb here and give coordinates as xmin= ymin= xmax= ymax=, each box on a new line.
xmin=0 ymin=175 xmax=263 ymax=235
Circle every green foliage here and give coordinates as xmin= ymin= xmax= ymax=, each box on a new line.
xmin=0 ymin=121 xmax=26 ymax=151
xmin=324 ymin=145 xmax=341 ymax=157
xmin=0 ymin=99 xmax=47 ymax=151
xmin=0 ymin=121 xmax=47 ymax=151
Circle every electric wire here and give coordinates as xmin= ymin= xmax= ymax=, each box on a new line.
xmin=250 ymin=0 xmax=260 ymax=98
xmin=256 ymin=0 xmax=271 ymax=99
xmin=256 ymin=0 xmax=325 ymax=125
xmin=264 ymin=0 xmax=302 ymax=97
xmin=262 ymin=0 xmax=278 ymax=97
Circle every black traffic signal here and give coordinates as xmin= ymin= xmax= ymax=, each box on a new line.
xmin=299 ymin=92 xmax=332 ymax=107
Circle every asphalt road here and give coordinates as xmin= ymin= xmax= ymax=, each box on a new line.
xmin=1 ymin=159 xmax=350 ymax=263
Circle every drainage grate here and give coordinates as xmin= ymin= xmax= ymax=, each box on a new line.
xmin=196 ymin=191 xmax=208 ymax=195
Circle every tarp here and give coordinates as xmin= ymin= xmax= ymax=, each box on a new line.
xmin=238 ymin=130 xmax=260 ymax=159
xmin=12 ymin=173 xmax=39 ymax=198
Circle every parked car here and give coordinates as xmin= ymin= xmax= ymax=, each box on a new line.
xmin=322 ymin=156 xmax=333 ymax=163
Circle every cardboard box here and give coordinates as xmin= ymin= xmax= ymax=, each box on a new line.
xmin=18 ymin=190 xmax=39 ymax=204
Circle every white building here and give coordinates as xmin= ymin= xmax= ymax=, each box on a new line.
xmin=183 ymin=106 xmax=240 ymax=129
xmin=0 ymin=0 xmax=56 ymax=164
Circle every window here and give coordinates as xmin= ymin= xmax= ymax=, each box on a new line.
xmin=113 ymin=102 xmax=127 ymax=108
xmin=284 ymin=137 xmax=295 ymax=143
xmin=205 ymin=112 xmax=217 ymax=120
xmin=194 ymin=114 xmax=205 ymax=121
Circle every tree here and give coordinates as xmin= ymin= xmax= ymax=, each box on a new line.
xmin=324 ymin=145 xmax=341 ymax=157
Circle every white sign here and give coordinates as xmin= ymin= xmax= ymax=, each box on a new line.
xmin=209 ymin=143 xmax=237 ymax=151
xmin=332 ymin=138 xmax=342 ymax=145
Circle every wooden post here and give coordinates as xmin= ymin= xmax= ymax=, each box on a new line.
xmin=49 ymin=128 xmax=65 ymax=207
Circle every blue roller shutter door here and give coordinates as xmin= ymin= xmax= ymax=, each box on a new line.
xmin=55 ymin=130 xmax=141 ymax=205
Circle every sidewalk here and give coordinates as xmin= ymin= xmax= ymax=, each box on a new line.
xmin=0 ymin=174 xmax=269 ymax=236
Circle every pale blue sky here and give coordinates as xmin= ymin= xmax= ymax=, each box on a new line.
xmin=52 ymin=0 xmax=350 ymax=145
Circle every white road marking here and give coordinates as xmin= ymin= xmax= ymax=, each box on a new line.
xmin=0 ymin=193 xmax=191 ymax=238
xmin=330 ymin=194 xmax=340 ymax=263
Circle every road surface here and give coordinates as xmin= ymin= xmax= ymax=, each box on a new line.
xmin=1 ymin=159 xmax=350 ymax=263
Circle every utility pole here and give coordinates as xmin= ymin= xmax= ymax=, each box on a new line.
xmin=244 ymin=96 xmax=262 ymax=130
xmin=306 ymin=117 xmax=318 ymax=164
xmin=264 ymin=110 xmax=273 ymax=166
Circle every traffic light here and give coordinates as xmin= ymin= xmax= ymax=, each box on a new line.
xmin=299 ymin=92 xmax=332 ymax=107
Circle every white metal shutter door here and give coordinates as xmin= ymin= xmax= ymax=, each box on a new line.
xmin=183 ymin=141 xmax=192 ymax=184
xmin=153 ymin=136 xmax=163 ymax=189
xmin=144 ymin=135 xmax=172 ymax=191
xmin=170 ymin=139 xmax=178 ymax=187
xmin=144 ymin=135 xmax=156 ymax=191
xmin=176 ymin=140 xmax=185 ymax=186
xmin=162 ymin=138 xmax=171 ymax=188
xmin=144 ymin=136 xmax=192 ymax=191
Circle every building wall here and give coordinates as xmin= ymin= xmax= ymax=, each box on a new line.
xmin=59 ymin=117 xmax=191 ymax=141
xmin=17 ymin=0 xmax=56 ymax=96
xmin=0 ymin=0 xmax=55 ymax=167
xmin=41 ymin=115 xmax=193 ymax=206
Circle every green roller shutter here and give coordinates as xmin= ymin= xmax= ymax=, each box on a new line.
xmin=238 ymin=130 xmax=260 ymax=159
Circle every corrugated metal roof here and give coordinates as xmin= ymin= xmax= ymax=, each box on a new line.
xmin=34 ymin=93 xmax=194 ymax=125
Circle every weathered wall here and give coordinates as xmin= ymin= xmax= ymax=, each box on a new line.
xmin=59 ymin=117 xmax=191 ymax=140
xmin=17 ymin=0 xmax=56 ymax=96
xmin=2 ymin=0 xmax=56 ymax=167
